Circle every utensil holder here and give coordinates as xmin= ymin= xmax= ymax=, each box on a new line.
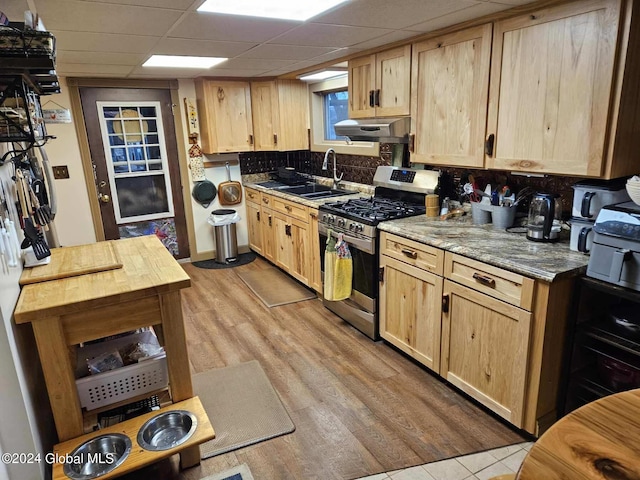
xmin=491 ymin=205 xmax=517 ymax=229
xmin=471 ymin=202 xmax=491 ymax=225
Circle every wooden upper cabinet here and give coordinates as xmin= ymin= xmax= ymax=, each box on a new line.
xmin=195 ymin=79 xmax=253 ymax=154
xmin=486 ymin=0 xmax=627 ymax=177
xmin=411 ymin=24 xmax=492 ymax=167
xmin=348 ymin=45 xmax=411 ymax=118
xmin=250 ymin=80 xmax=309 ymax=151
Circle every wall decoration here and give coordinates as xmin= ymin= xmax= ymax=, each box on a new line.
xmin=41 ymin=100 xmax=72 ymax=124
xmin=184 ymin=97 xmax=199 ymax=144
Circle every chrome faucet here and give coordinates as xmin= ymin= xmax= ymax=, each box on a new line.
xmin=322 ymin=148 xmax=344 ymax=190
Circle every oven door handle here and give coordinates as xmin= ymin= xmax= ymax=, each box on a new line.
xmin=318 ymin=223 xmax=375 ymax=254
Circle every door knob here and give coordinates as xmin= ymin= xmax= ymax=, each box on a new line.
xmin=98 ymin=193 xmax=111 ymax=203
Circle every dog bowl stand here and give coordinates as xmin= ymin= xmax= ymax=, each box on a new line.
xmin=14 ymin=236 xmax=205 ymax=471
xmin=52 ymin=397 xmax=214 ymax=480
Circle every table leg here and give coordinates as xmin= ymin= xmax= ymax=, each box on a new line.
xmin=32 ymin=317 xmax=84 ymax=441
xmin=159 ymin=291 xmax=199 ymax=468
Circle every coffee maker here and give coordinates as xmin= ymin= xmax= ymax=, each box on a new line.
xmin=527 ymin=193 xmax=562 ymax=242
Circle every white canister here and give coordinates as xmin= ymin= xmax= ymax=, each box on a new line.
xmin=569 ymin=218 xmax=595 ymax=253
xmin=572 ymin=178 xmax=630 ymax=220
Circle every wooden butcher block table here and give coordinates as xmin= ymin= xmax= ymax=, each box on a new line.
xmin=14 ymin=236 xmax=202 ymax=468
xmin=517 ymin=389 xmax=640 ymax=479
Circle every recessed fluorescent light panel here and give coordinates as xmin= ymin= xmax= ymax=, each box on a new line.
xmin=299 ymin=70 xmax=347 ymax=81
xmin=143 ymin=55 xmax=227 ymax=69
xmin=197 ymin=0 xmax=350 ymax=21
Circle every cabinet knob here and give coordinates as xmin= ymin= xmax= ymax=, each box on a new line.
xmin=401 ymin=248 xmax=417 ymax=259
xmin=409 ymin=134 xmax=415 ymax=153
xmin=257 ymin=211 xmax=261 ymax=221
xmin=374 ymin=89 xmax=380 ymax=107
xmin=485 ymin=134 xmax=495 ymax=157
xmin=369 ymin=90 xmax=375 ymax=108
xmin=442 ymin=294 xmax=449 ymax=313
xmin=273 ymin=133 xmax=278 ymax=145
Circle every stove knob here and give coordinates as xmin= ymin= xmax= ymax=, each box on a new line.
xmin=328 ymin=215 xmax=335 ymax=224
xmin=355 ymin=224 xmax=363 ymax=233
xmin=349 ymin=222 xmax=356 ymax=230
xmin=337 ymin=218 xmax=346 ymax=227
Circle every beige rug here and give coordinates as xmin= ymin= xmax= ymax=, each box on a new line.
xmin=193 ymin=360 xmax=295 ymax=459
xmin=237 ymin=267 xmax=316 ymax=307
xmin=200 ymin=463 xmax=254 ymax=480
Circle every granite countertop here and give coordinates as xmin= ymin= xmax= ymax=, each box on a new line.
xmin=378 ymin=215 xmax=589 ymax=283
xmin=243 ymin=175 xmax=373 ymax=209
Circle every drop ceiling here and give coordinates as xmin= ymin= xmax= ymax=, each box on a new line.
xmin=3 ymin=0 xmax=533 ymax=79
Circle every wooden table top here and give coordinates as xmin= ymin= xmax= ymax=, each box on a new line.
xmin=14 ymin=236 xmax=190 ymax=324
xmin=517 ymin=389 xmax=640 ymax=479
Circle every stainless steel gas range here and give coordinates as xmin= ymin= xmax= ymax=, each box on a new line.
xmin=318 ymin=166 xmax=439 ymax=340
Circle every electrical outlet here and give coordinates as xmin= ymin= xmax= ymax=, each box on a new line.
xmin=53 ymin=166 xmax=69 ymax=179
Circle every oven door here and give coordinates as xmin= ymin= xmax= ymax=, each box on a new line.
xmin=318 ymin=223 xmax=379 ymax=339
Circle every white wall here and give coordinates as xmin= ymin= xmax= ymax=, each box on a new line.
xmin=177 ymin=79 xmax=248 ymax=257
xmin=42 ymin=77 xmax=97 ymax=247
xmin=0 ymin=155 xmax=53 ymax=480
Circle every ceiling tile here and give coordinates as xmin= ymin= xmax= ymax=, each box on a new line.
xmin=2 ymin=1 xmax=30 ymax=22
xmin=169 ymin=12 xmax=298 ymax=43
xmin=404 ymin=1 xmax=511 ymax=33
xmin=351 ymin=30 xmax=419 ymax=50
xmin=195 ymin=67 xmax=274 ymax=77
xmin=271 ymin=23 xmax=393 ymax=48
xmin=128 ymin=66 xmax=211 ymax=78
xmin=51 ymin=31 xmax=160 ymax=54
xmin=313 ymin=0 xmax=477 ymax=29
xmin=74 ymin=0 xmax=194 ymax=9
xmin=36 ymin=0 xmax=182 ymax=36
xmin=220 ymin=58 xmax=297 ymax=70
xmin=56 ymin=63 xmax=134 ymax=76
xmin=236 ymin=44 xmax=338 ymax=61
xmin=56 ymin=50 xmax=145 ymax=66
xmin=153 ymin=38 xmax=257 ymax=57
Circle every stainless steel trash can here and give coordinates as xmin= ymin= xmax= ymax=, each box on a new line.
xmin=210 ymin=209 xmax=239 ymax=263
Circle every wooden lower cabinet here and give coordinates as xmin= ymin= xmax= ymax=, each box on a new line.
xmin=272 ymin=208 xmax=310 ymax=285
xmin=261 ymin=206 xmax=275 ymax=263
xmin=246 ymin=200 xmax=262 ymax=255
xmin=441 ymin=279 xmax=532 ymax=428
xmin=308 ymin=209 xmax=322 ymax=293
xmin=379 ymin=255 xmax=443 ymax=372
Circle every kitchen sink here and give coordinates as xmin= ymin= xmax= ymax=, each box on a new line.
xmin=258 ymin=182 xmax=354 ymax=199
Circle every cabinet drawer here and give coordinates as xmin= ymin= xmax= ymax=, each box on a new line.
xmin=245 ymin=187 xmax=261 ymax=204
xmin=380 ymin=232 xmax=444 ymax=275
xmin=444 ymin=252 xmax=534 ymax=310
xmin=272 ymin=196 xmax=308 ymax=223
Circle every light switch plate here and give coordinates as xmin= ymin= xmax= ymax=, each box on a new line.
xmin=52 ymin=166 xmax=69 ymax=179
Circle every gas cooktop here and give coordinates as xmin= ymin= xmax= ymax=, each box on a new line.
xmin=321 ymin=196 xmax=426 ymax=225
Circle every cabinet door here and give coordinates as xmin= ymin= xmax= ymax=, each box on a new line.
xmin=246 ymin=201 xmax=262 ymax=255
xmin=486 ymin=0 xmax=621 ymax=176
xmin=261 ymin=206 xmax=275 ymax=263
xmin=195 ymin=80 xmax=254 ymax=154
xmin=348 ymin=54 xmax=376 ymax=119
xmin=441 ymin=280 xmax=531 ymax=427
xmin=380 ymin=255 xmax=443 ymax=372
xmin=273 ymin=212 xmax=291 ymax=273
xmin=276 ymin=80 xmax=310 ymax=151
xmin=308 ymin=209 xmax=322 ymax=293
xmin=375 ymin=45 xmax=412 ymax=117
xmin=411 ymin=25 xmax=492 ymax=167
xmin=250 ymin=81 xmax=277 ymax=151
xmin=289 ymin=217 xmax=310 ymax=285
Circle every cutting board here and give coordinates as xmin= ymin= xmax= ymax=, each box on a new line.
xmin=19 ymin=241 xmax=123 ymax=285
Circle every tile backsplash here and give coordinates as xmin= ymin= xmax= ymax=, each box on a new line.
xmin=239 ymin=147 xmax=596 ymax=218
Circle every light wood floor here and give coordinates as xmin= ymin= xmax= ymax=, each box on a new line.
xmin=124 ymin=257 xmax=525 ymax=480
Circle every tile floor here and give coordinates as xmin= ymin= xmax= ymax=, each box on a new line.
xmin=357 ymin=442 xmax=534 ymax=480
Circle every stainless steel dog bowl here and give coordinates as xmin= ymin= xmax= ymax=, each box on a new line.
xmin=137 ymin=410 xmax=197 ymax=451
xmin=63 ymin=433 xmax=131 ymax=480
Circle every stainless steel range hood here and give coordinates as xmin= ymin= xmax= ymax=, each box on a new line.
xmin=334 ymin=117 xmax=411 ymax=143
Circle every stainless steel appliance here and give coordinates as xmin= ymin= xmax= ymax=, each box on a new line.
xmin=333 ymin=117 xmax=411 ymax=143
xmin=318 ymin=166 xmax=439 ymax=339
xmin=587 ymin=201 xmax=640 ymax=291
xmin=526 ymin=192 xmax=562 ymax=242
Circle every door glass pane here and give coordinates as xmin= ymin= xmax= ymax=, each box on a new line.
xmin=98 ymin=101 xmax=174 ymax=224
xmin=115 ymin=175 xmax=168 ymax=218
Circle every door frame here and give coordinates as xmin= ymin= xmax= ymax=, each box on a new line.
xmin=67 ymin=78 xmax=196 ymax=259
